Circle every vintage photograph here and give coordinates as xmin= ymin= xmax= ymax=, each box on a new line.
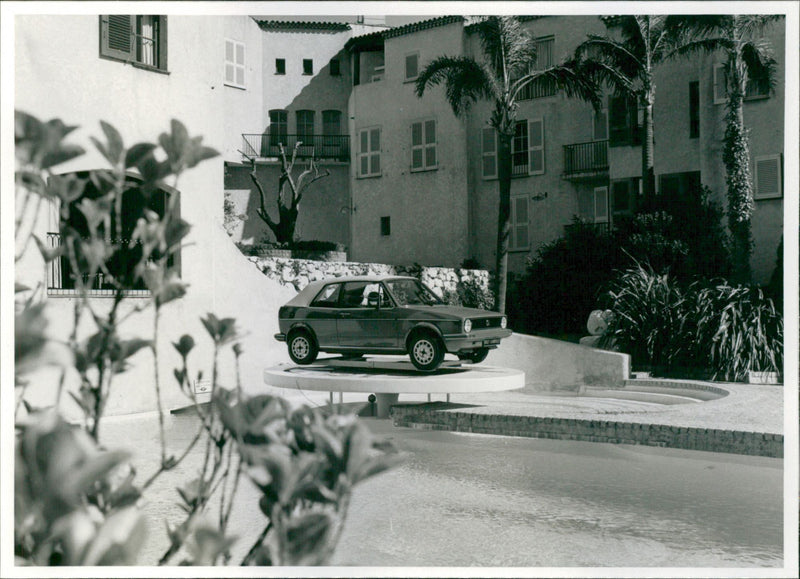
xmin=4 ymin=1 xmax=797 ymax=576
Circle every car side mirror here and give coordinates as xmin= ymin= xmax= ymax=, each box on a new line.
xmin=367 ymin=291 xmax=381 ymax=308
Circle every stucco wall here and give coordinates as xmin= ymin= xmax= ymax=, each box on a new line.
xmin=221 ymin=16 xmax=266 ymax=163
xmin=349 ymin=20 xmax=470 ymax=268
xmin=486 ymin=333 xmax=630 ymax=391
xmin=224 ymin=162 xmax=350 ymax=246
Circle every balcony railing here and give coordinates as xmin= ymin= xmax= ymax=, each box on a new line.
xmin=242 ymin=134 xmax=350 ymax=161
xmin=564 ymin=221 xmax=611 ymax=236
xmin=46 ymin=232 xmax=152 ymax=297
xmin=563 ymin=140 xmax=608 ymax=177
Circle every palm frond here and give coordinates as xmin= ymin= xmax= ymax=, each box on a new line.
xmin=567 ymin=57 xmax=637 ymax=98
xmin=737 ymin=14 xmax=783 ymax=40
xmin=515 ymin=60 xmax=603 ymax=110
xmin=415 ymin=55 xmax=499 ymax=116
xmin=666 ymin=37 xmax=732 ymax=61
xmin=741 ymin=39 xmax=779 ymax=94
xmin=474 ymin=16 xmax=537 ymax=81
xmin=574 ymin=35 xmax=643 ymax=80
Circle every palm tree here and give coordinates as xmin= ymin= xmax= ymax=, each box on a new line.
xmin=668 ymin=15 xmax=781 ymax=283
xmin=574 ymin=15 xmax=684 ymax=205
xmin=415 ymin=16 xmax=601 ymax=313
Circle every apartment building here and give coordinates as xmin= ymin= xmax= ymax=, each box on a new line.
xmin=344 ymin=15 xmax=785 ymax=283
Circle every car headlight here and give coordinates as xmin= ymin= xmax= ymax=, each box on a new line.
xmin=463 ymin=319 xmax=472 ymax=334
xmin=500 ymin=316 xmax=507 ymax=329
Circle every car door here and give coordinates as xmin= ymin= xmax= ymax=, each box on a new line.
xmin=304 ymin=282 xmax=342 ymax=348
xmin=336 ymin=281 xmax=400 ymax=348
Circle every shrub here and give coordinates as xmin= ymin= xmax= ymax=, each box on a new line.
xmin=600 ymin=265 xmax=784 ymax=381
xmin=689 ymin=283 xmax=783 ymax=382
xmin=14 ymin=112 xmax=398 ymax=566
xmin=599 ymin=264 xmax=688 ymax=372
xmin=508 ymin=218 xmax=623 ymax=336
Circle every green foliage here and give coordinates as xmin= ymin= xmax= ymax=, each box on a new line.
xmin=507 ymin=219 xmax=623 ymax=335
xmin=15 ymin=112 xmax=397 ymax=567
xmin=600 ymin=264 xmax=783 ymax=380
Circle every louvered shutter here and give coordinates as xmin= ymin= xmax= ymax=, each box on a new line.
xmin=100 ymin=15 xmax=135 ymax=61
xmin=755 ymin=156 xmax=782 ymax=199
xmin=528 ymin=118 xmax=544 ymax=174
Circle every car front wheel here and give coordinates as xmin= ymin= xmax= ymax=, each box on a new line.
xmin=288 ymin=330 xmax=318 ymax=365
xmin=408 ymin=333 xmax=444 ymax=371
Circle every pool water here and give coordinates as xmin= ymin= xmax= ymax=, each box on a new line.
xmin=101 ymin=411 xmax=783 ymax=568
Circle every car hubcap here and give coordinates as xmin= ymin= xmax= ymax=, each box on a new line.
xmin=413 ymin=340 xmax=434 ymax=365
xmin=292 ymin=337 xmax=309 ymax=359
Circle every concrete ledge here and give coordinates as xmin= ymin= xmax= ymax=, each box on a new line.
xmin=390 ymin=404 xmax=783 ymax=458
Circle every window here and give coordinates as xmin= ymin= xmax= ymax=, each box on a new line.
xmin=658 ymin=171 xmax=701 ymax=201
xmin=275 ymin=58 xmax=286 ymax=75
xmin=322 ymin=110 xmax=342 ymax=157
xmin=311 ymin=283 xmax=342 ymax=307
xmin=405 ymin=52 xmax=419 ymax=81
xmin=48 ymin=172 xmax=176 ymax=296
xmin=358 ymin=127 xmax=381 ymax=178
xmin=296 ymin=110 xmax=314 ymax=139
xmin=381 ymin=216 xmax=391 ymax=236
xmin=225 ymin=39 xmax=245 ymax=88
xmin=528 ymin=118 xmax=545 ymax=175
xmin=713 ymin=63 xmax=727 ymax=104
xmin=481 ymin=128 xmax=497 ymax=179
xmin=100 ymin=15 xmax=167 ymax=71
xmin=689 ymin=81 xmax=700 ymax=138
xmin=516 ymin=36 xmax=556 ymax=100
xmin=611 ymin=179 xmax=635 ymax=216
xmin=411 ymin=119 xmax=437 ymax=171
xmin=578 ymin=186 xmax=609 ymax=224
xmin=268 ymin=110 xmax=287 ymax=146
xmin=512 ymin=121 xmax=529 ymax=176
xmin=745 ymin=68 xmax=770 ymax=100
xmin=303 ymin=59 xmax=313 ymax=75
xmin=510 ymin=195 xmax=530 ymax=251
xmin=754 ymin=155 xmax=782 ymax=199
xmin=593 ymin=108 xmax=608 ymax=141
xmin=609 ymin=95 xmax=639 ymax=146
xmin=330 ymin=57 xmax=341 ymax=76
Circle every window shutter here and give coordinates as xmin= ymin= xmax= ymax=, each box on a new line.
xmin=713 ymin=64 xmax=727 ymax=104
xmin=594 ymin=187 xmax=609 ymax=222
xmin=411 ymin=122 xmax=423 ymax=169
xmin=528 ymin=118 xmax=544 ymax=174
xmin=100 ymin=15 xmax=135 ymax=61
xmin=482 ymin=128 xmax=497 ymax=179
xmin=513 ymin=196 xmax=529 ymax=249
xmin=405 ymin=53 xmax=419 ymax=80
xmin=755 ymin=156 xmax=782 ymax=199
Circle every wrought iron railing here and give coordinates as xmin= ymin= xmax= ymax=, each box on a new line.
xmin=563 ymin=140 xmax=608 ymax=176
xmin=46 ymin=232 xmax=152 ymax=297
xmin=564 ymin=221 xmax=611 ymax=236
xmin=241 ymin=134 xmax=350 ymax=161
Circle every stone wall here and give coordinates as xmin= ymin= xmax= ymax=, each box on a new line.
xmin=390 ymin=405 xmax=783 ymax=458
xmin=246 ymin=256 xmax=491 ymax=295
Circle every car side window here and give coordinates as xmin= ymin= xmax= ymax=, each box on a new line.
xmin=340 ymin=282 xmax=370 ymax=308
xmin=310 ymin=283 xmax=341 ymax=307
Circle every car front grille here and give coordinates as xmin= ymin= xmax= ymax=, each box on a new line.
xmin=471 ymin=317 xmax=503 ymax=329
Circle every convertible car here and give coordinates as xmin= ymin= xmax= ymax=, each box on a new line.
xmin=275 ymin=275 xmax=512 ymax=371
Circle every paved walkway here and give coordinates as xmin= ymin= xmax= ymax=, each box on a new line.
xmin=254 ymin=377 xmax=784 ymax=457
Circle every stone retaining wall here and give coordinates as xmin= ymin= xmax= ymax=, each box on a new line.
xmin=390 ymin=404 xmax=783 ymax=458
xmin=247 ymin=256 xmax=491 ymax=294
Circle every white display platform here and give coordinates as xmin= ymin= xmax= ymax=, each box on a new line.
xmin=263 ymin=357 xmax=525 ymax=417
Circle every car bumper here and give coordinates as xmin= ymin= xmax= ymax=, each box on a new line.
xmin=441 ymin=328 xmax=512 ymax=353
xmin=274 ymin=333 xmax=286 ymax=342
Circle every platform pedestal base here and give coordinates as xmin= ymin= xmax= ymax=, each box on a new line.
xmin=375 ymin=393 xmax=400 ymax=418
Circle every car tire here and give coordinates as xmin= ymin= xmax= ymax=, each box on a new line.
xmin=287 ymin=330 xmax=318 ymax=365
xmin=408 ymin=332 xmax=444 ymax=371
xmin=458 ymin=348 xmax=489 ymax=364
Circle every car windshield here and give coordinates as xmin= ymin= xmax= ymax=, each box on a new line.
xmin=385 ymin=279 xmax=443 ymax=306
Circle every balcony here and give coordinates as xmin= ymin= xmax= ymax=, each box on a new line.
xmin=46 ymin=232 xmax=154 ymax=297
xmin=241 ymin=134 xmax=350 ymax=162
xmin=562 ymin=140 xmax=608 ymax=180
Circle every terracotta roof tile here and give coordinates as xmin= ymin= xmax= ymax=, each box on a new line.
xmin=255 ymin=20 xmax=351 ymax=32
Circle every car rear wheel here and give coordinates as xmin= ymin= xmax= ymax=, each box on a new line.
xmin=408 ymin=333 xmax=444 ymax=371
xmin=288 ymin=330 xmax=318 ymax=365
xmin=458 ymin=348 xmax=489 ymax=364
